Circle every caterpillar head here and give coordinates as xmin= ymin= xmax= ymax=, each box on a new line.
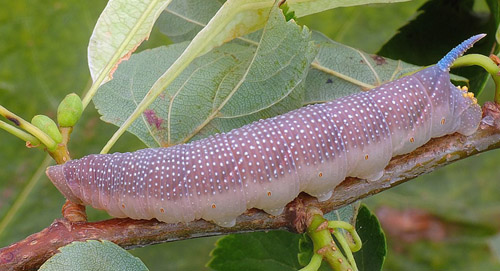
xmin=46 ymin=164 xmax=82 ymax=204
xmin=412 ymin=34 xmax=485 ymax=137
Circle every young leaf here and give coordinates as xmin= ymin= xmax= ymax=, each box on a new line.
xmin=207 ymin=231 xmax=303 ymax=271
xmin=354 ymin=205 xmax=387 ymax=271
xmin=57 ymin=93 xmax=83 ymax=127
xmin=85 ymin=0 xmax=173 ymax=107
xmin=38 ymin=240 xmax=148 ymax=271
xmin=95 ymin=5 xmax=316 ymax=147
xmin=31 ymin=115 xmax=62 ymax=145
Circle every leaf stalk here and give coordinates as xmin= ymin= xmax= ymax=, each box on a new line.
xmin=306 ymin=214 xmax=353 ymax=271
xmin=452 ymin=54 xmax=500 ymax=104
xmin=0 ymin=105 xmax=57 ymax=150
xmin=0 ymin=120 xmax=40 ymax=146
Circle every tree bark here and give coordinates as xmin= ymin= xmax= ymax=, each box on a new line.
xmin=2 ymin=102 xmax=500 ymax=271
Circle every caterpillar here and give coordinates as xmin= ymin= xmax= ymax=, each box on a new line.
xmin=47 ymin=35 xmax=484 ymax=227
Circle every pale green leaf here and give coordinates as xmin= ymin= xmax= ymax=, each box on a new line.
xmin=323 ymin=202 xmax=360 ymax=225
xmin=287 ymin=0 xmax=410 ymax=18
xmin=95 ymin=43 xmax=188 ymax=147
xmin=39 ymin=240 xmax=148 ymax=271
xmin=304 ymin=32 xmax=419 ymax=104
xmin=158 ymin=0 xmax=224 ymax=42
xmin=95 ymin=5 xmax=316 ymax=147
xmin=158 ymin=0 xmax=263 ymax=46
xmin=85 ymin=0 xmax=173 ymax=107
xmin=193 ymin=82 xmax=305 ymax=141
xmin=158 ymin=0 xmax=410 ymax=44
xmin=99 ymin=0 xmax=276 ymax=153
xmin=100 ymin=0 xmax=410 ymax=153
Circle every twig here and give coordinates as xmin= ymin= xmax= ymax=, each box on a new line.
xmin=2 ymin=102 xmax=500 ymax=271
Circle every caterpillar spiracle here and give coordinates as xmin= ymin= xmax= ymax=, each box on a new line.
xmin=47 ymin=35 xmax=484 ymax=227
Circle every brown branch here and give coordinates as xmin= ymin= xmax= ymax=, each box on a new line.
xmin=2 ymin=102 xmax=500 ymax=271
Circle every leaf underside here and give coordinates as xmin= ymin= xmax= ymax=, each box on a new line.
xmin=88 ymin=0 xmax=173 ymax=85
xmin=39 ymin=240 xmax=149 ymax=271
xmin=94 ymin=14 xmax=419 ymax=149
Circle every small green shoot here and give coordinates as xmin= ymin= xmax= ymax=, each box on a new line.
xmin=58 ymin=93 xmax=83 ymax=127
xmin=31 ymin=115 xmax=63 ymax=146
xmin=453 ymin=54 xmax=500 ymax=104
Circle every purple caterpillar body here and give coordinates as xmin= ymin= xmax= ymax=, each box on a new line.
xmin=47 ymin=35 xmax=484 ymax=227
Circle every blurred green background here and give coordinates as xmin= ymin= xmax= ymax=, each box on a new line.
xmin=1 ymin=0 xmax=500 ymax=270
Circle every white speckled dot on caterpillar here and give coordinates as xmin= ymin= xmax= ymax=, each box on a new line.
xmin=47 ymin=34 xmax=485 ymax=227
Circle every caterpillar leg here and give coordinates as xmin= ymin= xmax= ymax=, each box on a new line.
xmin=263 ymin=207 xmax=284 ymax=216
xmin=213 ymin=218 xmax=237 ymax=228
xmin=309 ymin=190 xmax=333 ymax=202
xmin=361 ymin=170 xmax=384 ymax=182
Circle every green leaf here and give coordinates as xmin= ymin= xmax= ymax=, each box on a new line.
xmin=88 ymin=0 xmax=172 ymax=84
xmin=39 ymin=240 xmax=149 ymax=271
xmin=287 ymin=0 xmax=410 ymax=18
xmin=280 ymin=2 xmax=297 ymax=22
xmin=354 ymin=204 xmax=387 ymax=271
xmin=304 ymin=32 xmax=419 ymax=104
xmin=98 ymin=2 xmax=299 ymax=153
xmin=207 ymin=231 xmax=303 ymax=271
xmin=377 ymin=0 xmax=499 ymax=96
xmin=323 ymin=202 xmax=360 ymax=225
xmin=158 ymin=0 xmax=410 ymax=44
xmin=297 ymin=234 xmax=314 ymax=267
xmin=85 ymin=0 xmax=174 ymax=107
xmin=96 ymin=7 xmax=433 ymax=148
xmin=158 ymin=0 xmax=224 ymax=42
xmin=95 ymin=6 xmax=316 ymax=147
xmin=100 ymin=0 xmax=412 ymax=153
